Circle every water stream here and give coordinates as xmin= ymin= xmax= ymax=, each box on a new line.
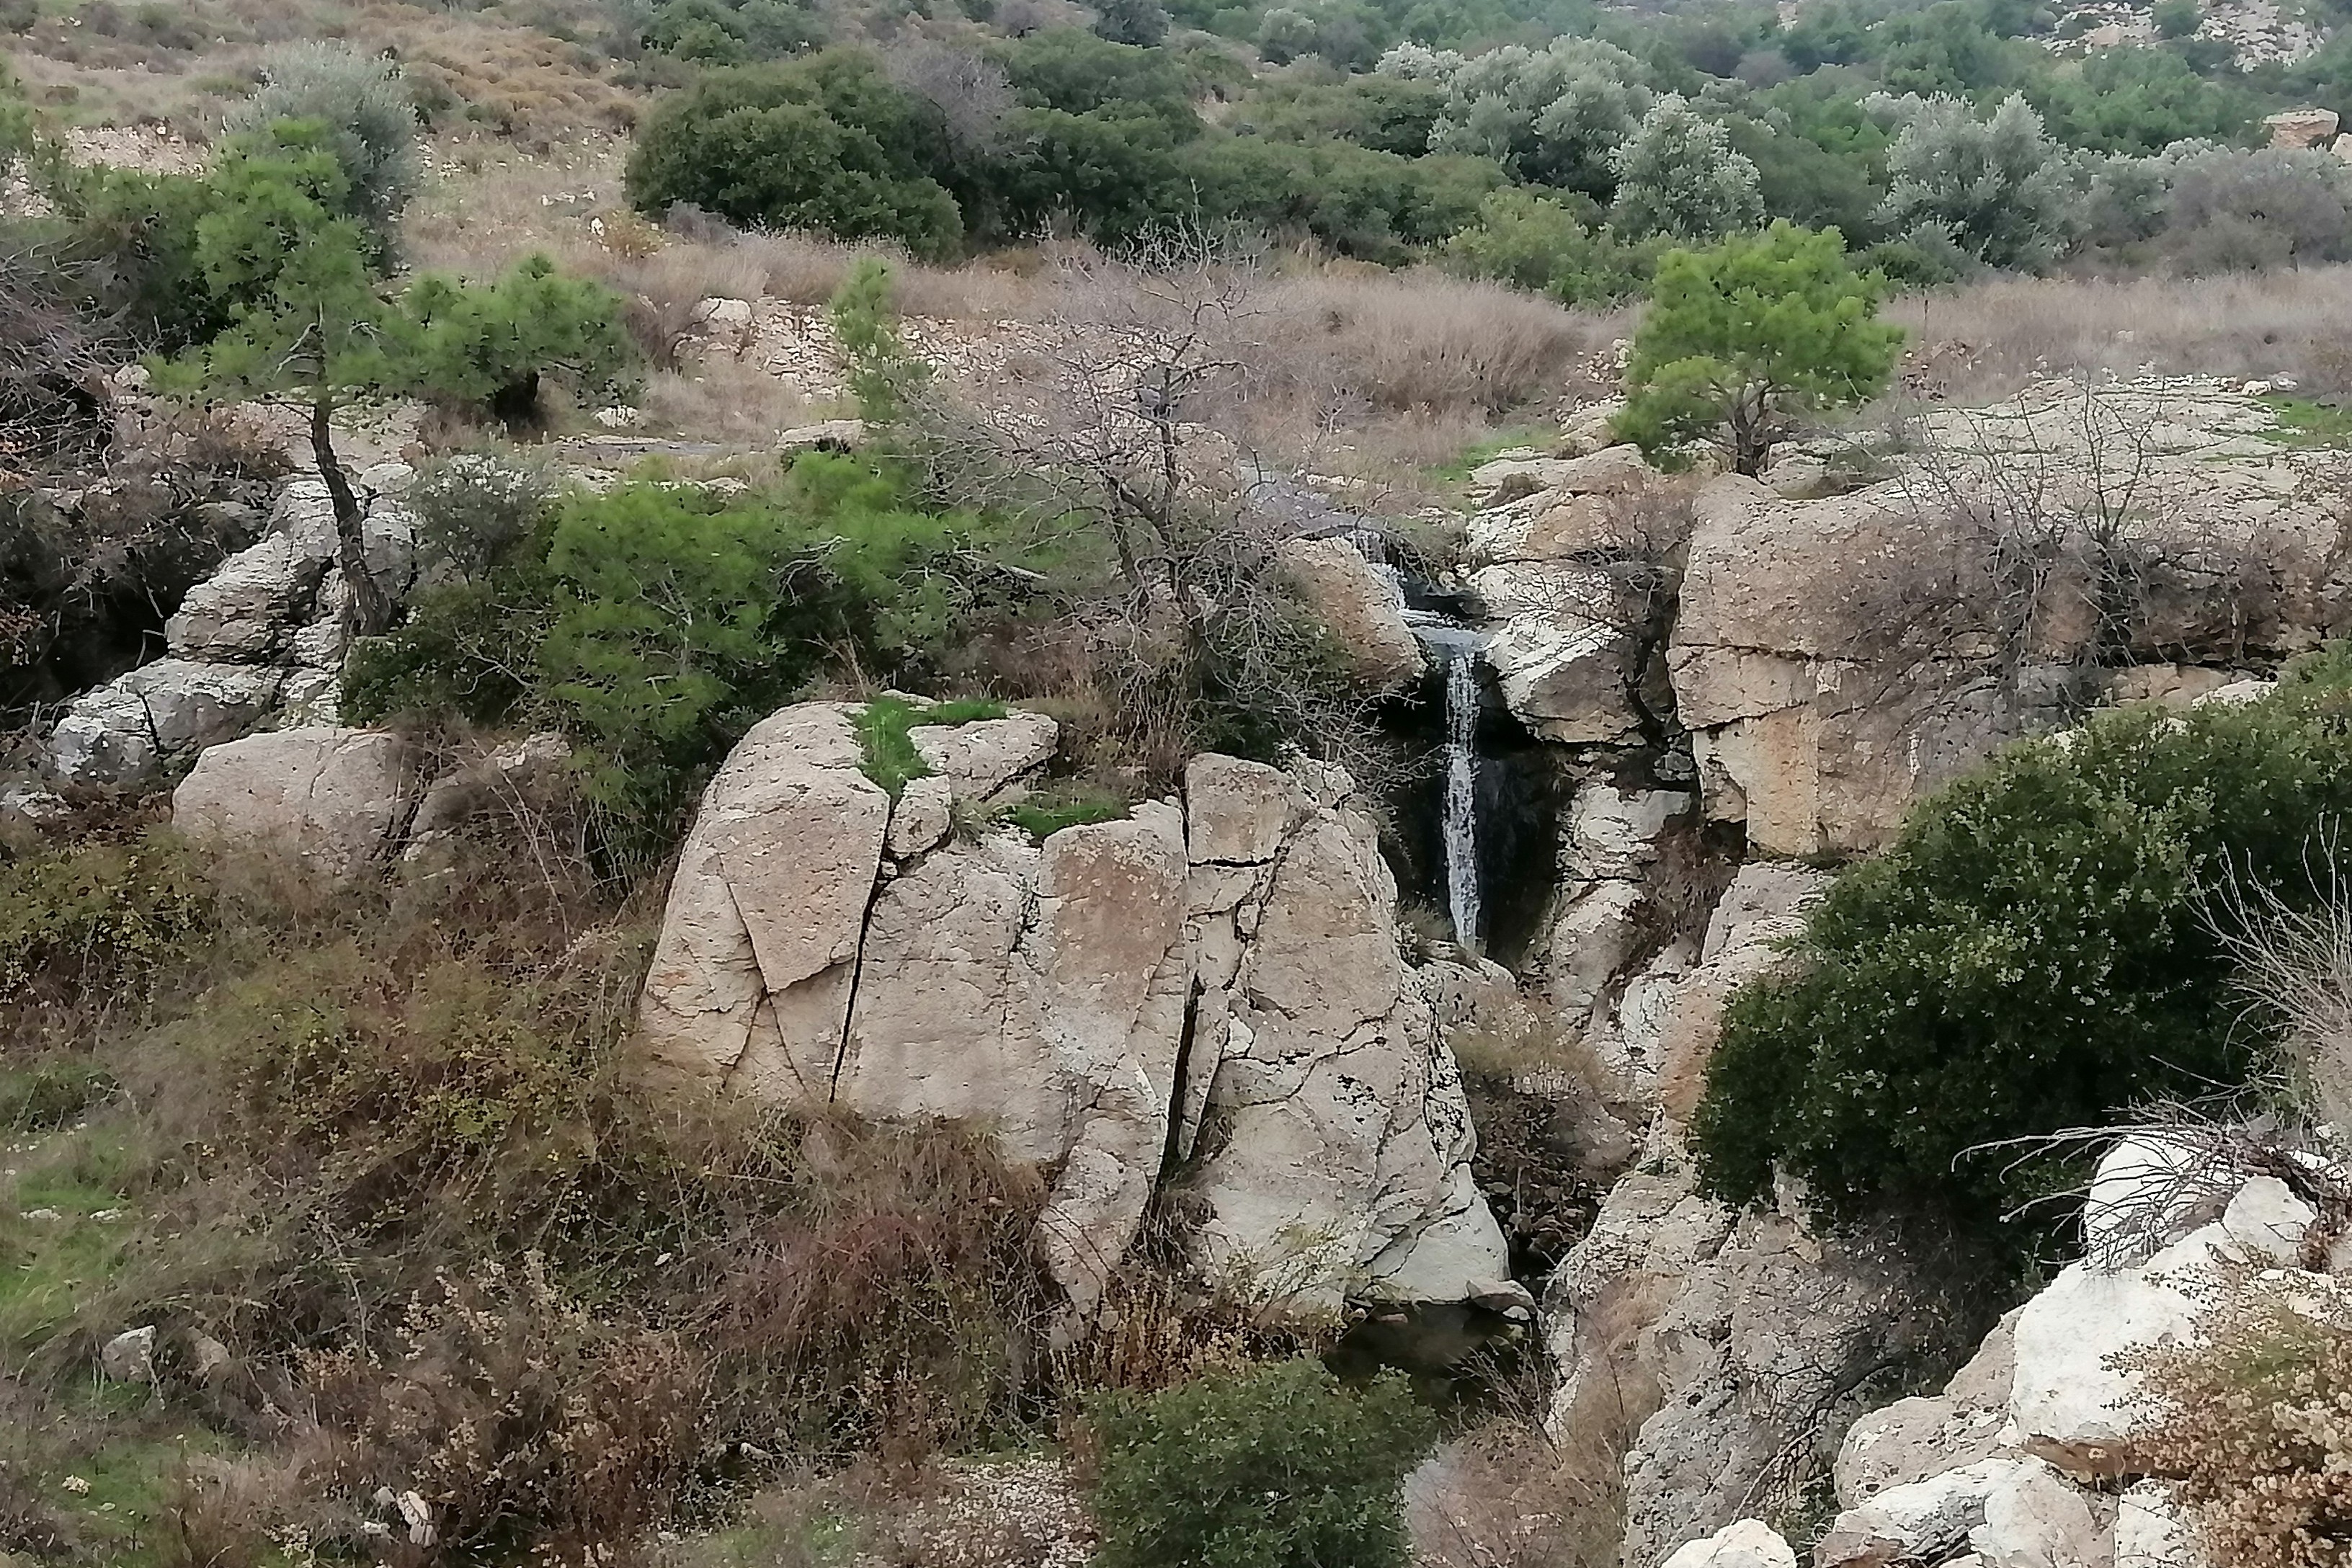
xmin=1410 ymin=620 xmax=1488 ymax=953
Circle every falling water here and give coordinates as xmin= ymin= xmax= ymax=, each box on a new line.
xmin=1438 ymin=641 xmax=1483 ymax=953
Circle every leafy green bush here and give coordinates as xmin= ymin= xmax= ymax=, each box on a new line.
xmin=1086 ymin=1359 xmax=1438 ymax=1568
xmin=401 ymin=255 xmax=641 ymax=427
xmin=352 ymin=455 xmax=1068 ymax=851
xmin=0 ymin=835 xmax=216 ymax=1013
xmin=625 ymin=53 xmax=965 ymax=257
xmin=1693 ymin=672 xmax=2352 ymax=1246
xmin=223 ymin=43 xmax=422 ymax=243
xmin=1445 ymin=187 xmax=1654 ymax=303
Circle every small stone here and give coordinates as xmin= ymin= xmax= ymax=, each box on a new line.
xmin=99 ymin=1324 xmax=156 ymax=1383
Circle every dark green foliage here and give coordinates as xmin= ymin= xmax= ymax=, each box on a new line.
xmin=1095 ymin=0 xmax=1173 ymax=46
xmin=2036 ymin=47 xmax=2256 ymax=153
xmin=349 ymin=456 xmax=1068 ymax=848
xmin=625 ymin=53 xmax=965 ymax=256
xmin=1445 ymin=187 xmax=1654 ymax=303
xmin=1086 ymin=1359 xmax=1439 ymax=1568
xmin=1243 ymin=74 xmax=1447 ymax=156
xmin=403 ymin=256 xmax=640 ymax=427
xmin=641 ymin=0 xmax=825 ymax=60
xmin=1182 ymin=138 xmax=1503 ymax=257
xmin=829 ymin=257 xmax=929 ymax=422
xmin=853 ymin=695 xmax=1010 ymax=797
xmin=994 ymin=29 xmax=1196 ymax=127
xmin=1693 ymin=674 xmax=2352 ymax=1247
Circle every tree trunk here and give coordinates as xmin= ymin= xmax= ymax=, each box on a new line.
xmin=310 ymin=396 xmax=395 ymax=637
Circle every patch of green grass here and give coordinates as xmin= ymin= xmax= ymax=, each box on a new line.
xmin=0 ymin=1135 xmax=135 ymax=1355
xmin=0 ymin=1057 xmax=116 ymax=1133
xmin=1426 ymin=427 xmax=1550 ymax=484
xmin=997 ymin=790 xmax=1131 ymax=840
xmin=854 ymin=695 xmax=1008 ymax=799
xmin=58 ymin=1421 xmax=232 ymax=1564
xmin=2260 ymin=394 xmax=2352 ymax=449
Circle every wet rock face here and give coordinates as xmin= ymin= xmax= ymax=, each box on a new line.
xmin=635 ymin=707 xmax=1524 ymax=1323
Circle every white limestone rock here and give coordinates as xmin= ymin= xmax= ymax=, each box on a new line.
xmin=1660 ymin=1519 xmax=1795 ymax=1568
xmin=173 ymin=727 xmax=412 ymax=880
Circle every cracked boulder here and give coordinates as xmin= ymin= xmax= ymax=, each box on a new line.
xmin=1180 ymin=754 xmax=1520 ymax=1317
xmin=172 ymin=726 xmax=415 ymax=880
xmin=636 ymin=709 xmax=1520 ymax=1322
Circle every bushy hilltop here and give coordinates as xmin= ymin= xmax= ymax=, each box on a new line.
xmin=6 ymin=4 xmax=2352 ymax=1568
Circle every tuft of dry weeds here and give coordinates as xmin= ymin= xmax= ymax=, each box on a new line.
xmin=1891 ymin=266 xmax=2352 ymax=404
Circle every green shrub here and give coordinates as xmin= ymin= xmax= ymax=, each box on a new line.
xmin=0 ymin=835 xmax=216 ymax=1013
xmin=1693 ymin=673 xmax=2352 ymax=1247
xmin=354 ymin=455 xmax=1068 ymax=855
xmin=223 ymin=43 xmax=422 ymax=242
xmin=1444 ymin=187 xmax=1655 ymax=304
xmin=1086 ymin=1358 xmax=1438 ymax=1568
xmin=625 ymin=53 xmax=965 ymax=257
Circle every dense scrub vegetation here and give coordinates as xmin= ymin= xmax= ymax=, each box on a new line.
xmin=1693 ymin=657 xmax=2352 ymax=1255
xmin=606 ymin=0 xmax=2352 ymax=298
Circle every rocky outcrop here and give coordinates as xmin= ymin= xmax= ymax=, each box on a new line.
xmin=1661 ymin=1520 xmax=1795 ymax=1568
xmin=1278 ymin=535 xmax=1424 ymax=690
xmin=1538 ymin=1132 xmax=1946 ymax=1568
xmin=172 ymin=726 xmax=415 ymax=880
xmin=637 ymin=705 xmax=1523 ymax=1322
xmin=1466 ymin=445 xmax=1688 ymax=748
xmin=1660 ymin=378 xmax=2339 ymax=855
xmin=48 ymin=470 xmax=419 ymax=786
xmin=1801 ymin=1162 xmax=2330 ymax=1568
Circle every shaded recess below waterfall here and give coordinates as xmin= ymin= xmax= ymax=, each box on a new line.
xmin=1379 ymin=655 xmax=1560 ymax=966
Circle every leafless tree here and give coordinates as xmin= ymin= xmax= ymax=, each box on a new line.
xmin=900 ymin=236 xmax=1398 ymax=785
xmin=2212 ymin=834 xmax=2352 ymax=1147
xmin=0 ymin=238 xmax=118 ymax=471
xmin=883 ymin=42 xmax=1018 ymax=159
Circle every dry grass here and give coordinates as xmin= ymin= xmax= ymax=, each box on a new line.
xmin=1892 ymin=267 xmax=2352 ymax=403
xmin=6 ymin=0 xmax=636 ymax=143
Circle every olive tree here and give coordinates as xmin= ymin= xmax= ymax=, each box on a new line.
xmin=1609 ymin=94 xmax=1765 ymax=242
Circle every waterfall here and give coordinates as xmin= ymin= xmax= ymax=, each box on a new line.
xmin=1440 ymin=646 xmax=1482 ymax=953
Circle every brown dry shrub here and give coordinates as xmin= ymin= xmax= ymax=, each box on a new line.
xmin=302 ymin=1257 xmax=708 ymax=1559
xmin=2124 ymin=1268 xmax=2352 ymax=1568
xmin=1409 ymin=1417 xmax=1628 ymax=1568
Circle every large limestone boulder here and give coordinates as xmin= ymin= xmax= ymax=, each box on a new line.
xmin=50 ymin=660 xmax=288 ymax=785
xmin=2010 ymin=1178 xmax=2314 ymax=1476
xmin=1278 ymin=535 xmax=1423 ymax=690
xmin=1815 ymin=1457 xmax=2042 ymax=1568
xmin=911 ymin=713 xmax=1058 ymax=804
xmin=638 ymin=713 xmax=1520 ymax=1321
xmin=638 ymin=703 xmax=893 ymax=1100
xmin=1180 ymin=754 xmax=1519 ymax=1314
xmin=172 ymin=727 xmax=413 ymax=879
xmin=49 ymin=473 xmax=422 ymax=785
xmin=1665 ymin=379 xmax=2341 ymax=853
xmin=1835 ymin=1311 xmax=2018 ymax=1507
xmin=1465 ymin=444 xmax=1682 ymax=746
xmin=1615 ymin=1206 xmax=1930 ymax=1567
